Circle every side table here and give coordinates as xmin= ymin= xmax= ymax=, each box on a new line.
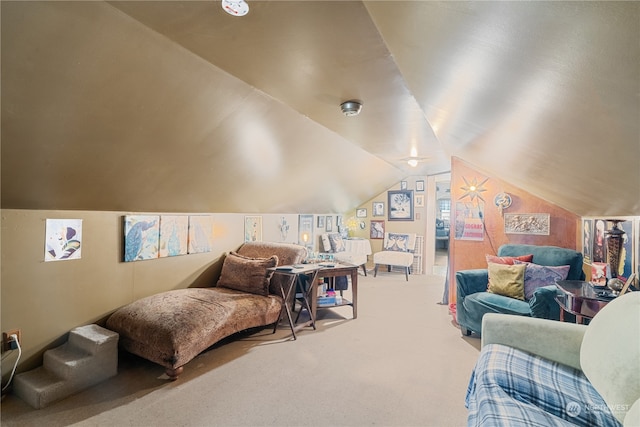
xmin=555 ymin=280 xmax=614 ymax=324
xmin=269 ymin=264 xmax=321 ymax=339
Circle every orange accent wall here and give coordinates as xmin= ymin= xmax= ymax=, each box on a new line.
xmin=448 ymin=157 xmax=580 ymax=309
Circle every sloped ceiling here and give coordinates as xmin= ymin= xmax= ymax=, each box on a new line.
xmin=2 ymin=1 xmax=638 ymax=216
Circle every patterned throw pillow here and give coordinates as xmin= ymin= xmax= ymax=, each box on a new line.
xmin=216 ymin=252 xmax=278 ymax=296
xmin=328 ymin=233 xmax=346 ymax=252
xmin=513 ymin=260 xmax=570 ymax=300
xmin=384 ymin=233 xmax=410 ymax=251
xmin=486 ymin=254 xmax=534 ymax=265
xmin=487 ymin=262 xmax=526 ymax=301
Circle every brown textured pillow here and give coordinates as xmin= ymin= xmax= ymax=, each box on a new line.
xmin=487 ymin=262 xmax=526 ymax=301
xmin=216 ymin=252 xmax=278 ymax=296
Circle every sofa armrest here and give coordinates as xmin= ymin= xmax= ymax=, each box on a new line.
xmin=481 ymin=313 xmax=587 ymax=370
xmin=455 ymin=269 xmax=489 ymax=298
xmin=529 ymin=285 xmax=561 ymax=319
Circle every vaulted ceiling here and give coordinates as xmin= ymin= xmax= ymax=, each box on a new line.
xmin=2 ymin=1 xmax=638 ymax=216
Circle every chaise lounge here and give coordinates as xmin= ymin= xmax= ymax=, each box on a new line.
xmin=106 ymin=241 xmax=306 ymax=379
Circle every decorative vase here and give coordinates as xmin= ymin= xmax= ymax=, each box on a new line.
xmin=607 ymin=277 xmax=625 ymax=295
xmin=605 ymin=219 xmax=625 ymax=278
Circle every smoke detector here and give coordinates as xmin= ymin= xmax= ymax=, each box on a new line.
xmin=340 ymin=100 xmax=363 ymax=117
xmin=222 ymin=0 xmax=249 ymax=16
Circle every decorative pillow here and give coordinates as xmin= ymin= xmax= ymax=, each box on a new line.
xmin=486 ymin=254 xmax=534 ymax=265
xmin=216 ymin=252 xmax=278 ymax=296
xmin=327 ymin=233 xmax=346 ymax=252
xmin=384 ymin=233 xmax=410 ymax=252
xmin=513 ymin=260 xmax=571 ymax=300
xmin=487 ymin=262 xmax=526 ymax=301
xmin=321 ymin=234 xmax=332 ymax=252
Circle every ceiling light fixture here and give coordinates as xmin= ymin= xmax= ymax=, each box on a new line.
xmin=222 ymin=0 xmax=249 ymax=17
xmin=407 ymin=159 xmax=419 ymax=167
xmin=340 ymin=100 xmax=363 ymax=117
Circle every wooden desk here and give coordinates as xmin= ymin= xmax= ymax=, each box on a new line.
xmin=311 ymin=263 xmax=358 ymax=321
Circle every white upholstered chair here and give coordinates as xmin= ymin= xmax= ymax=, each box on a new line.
xmin=373 ymin=233 xmax=417 ymax=281
xmin=320 ymin=233 xmax=371 ymax=275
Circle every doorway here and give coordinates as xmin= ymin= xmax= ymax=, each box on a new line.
xmin=434 ymin=180 xmax=450 ymax=276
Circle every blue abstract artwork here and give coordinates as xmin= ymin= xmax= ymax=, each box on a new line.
xmin=124 ymin=215 xmax=159 ymax=262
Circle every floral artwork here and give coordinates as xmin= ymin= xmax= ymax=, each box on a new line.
xmin=388 ymin=190 xmax=414 ymax=221
xmin=244 ymin=216 xmax=262 ymax=242
xmin=188 ymin=216 xmax=214 ymax=253
xmin=124 ymin=215 xmax=159 ymax=262
xmin=159 ymin=215 xmax=189 ymax=257
xmin=45 ymin=219 xmax=82 ymax=261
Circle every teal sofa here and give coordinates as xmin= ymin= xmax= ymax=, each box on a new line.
xmin=456 ymin=244 xmax=584 ymax=337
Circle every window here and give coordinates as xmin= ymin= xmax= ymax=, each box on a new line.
xmin=439 ymin=199 xmax=451 ymax=222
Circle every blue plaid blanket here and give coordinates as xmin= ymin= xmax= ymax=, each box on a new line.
xmin=465 ymin=344 xmax=621 ymax=427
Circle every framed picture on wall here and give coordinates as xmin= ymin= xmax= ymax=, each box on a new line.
xmin=401 ymin=181 xmax=407 ymax=190
xmin=244 ymin=215 xmax=263 ymax=242
xmin=415 ymin=195 xmax=425 ymax=207
xmin=298 ymin=214 xmax=314 ymax=249
xmin=325 ymin=215 xmax=333 ymax=232
xmin=416 ymin=180 xmax=425 ymax=192
xmin=370 ymin=220 xmax=385 ymax=239
xmin=388 ymin=190 xmax=414 ymax=221
xmin=317 ymin=215 xmax=325 ymax=228
xmin=356 ymin=208 xmax=367 ymax=218
xmin=373 ymin=202 xmax=384 ymax=217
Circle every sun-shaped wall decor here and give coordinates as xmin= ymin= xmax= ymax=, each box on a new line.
xmin=459 ymin=176 xmax=489 ymax=204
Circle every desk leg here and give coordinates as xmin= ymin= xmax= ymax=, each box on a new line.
xmin=351 ymin=269 xmax=358 ymax=319
xmin=310 ymin=276 xmax=318 ymax=326
xmin=300 ymin=270 xmax=319 ymax=330
xmin=279 ymin=275 xmax=298 ymax=340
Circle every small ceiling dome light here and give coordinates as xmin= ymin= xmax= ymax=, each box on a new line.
xmin=340 ymin=100 xmax=363 ymax=117
xmin=222 ymin=0 xmax=249 ymax=16
xmin=407 ymin=158 xmax=419 ymax=167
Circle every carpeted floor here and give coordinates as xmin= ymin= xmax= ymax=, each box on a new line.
xmin=1 ymin=270 xmax=481 ymax=427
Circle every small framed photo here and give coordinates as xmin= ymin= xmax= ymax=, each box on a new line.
xmin=388 ymin=190 xmax=414 ymax=221
xmin=415 ymin=194 xmax=425 ymax=207
xmin=317 ymin=215 xmax=325 ymax=228
xmin=356 ymin=208 xmax=367 ymax=218
xmin=416 ymin=180 xmax=424 ymax=192
xmin=325 ymin=215 xmax=333 ymax=232
xmin=370 ymin=220 xmax=385 ymax=239
xmin=372 ymin=202 xmax=384 ymax=217
xmin=401 ymin=181 xmax=408 ymax=190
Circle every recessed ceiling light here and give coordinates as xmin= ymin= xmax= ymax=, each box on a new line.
xmin=222 ymin=0 xmax=249 ymax=17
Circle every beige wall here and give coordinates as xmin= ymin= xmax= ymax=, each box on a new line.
xmin=0 ymin=209 xmax=334 ymax=374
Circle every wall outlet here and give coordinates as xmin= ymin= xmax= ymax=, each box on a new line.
xmin=3 ymin=329 xmax=21 ymax=351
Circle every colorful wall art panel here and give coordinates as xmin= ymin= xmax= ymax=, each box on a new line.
xmin=188 ymin=216 xmax=214 ymax=254
xmin=159 ymin=215 xmax=189 ymax=257
xmin=45 ymin=218 xmax=83 ymax=261
xmin=124 ymin=215 xmax=160 ymax=262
